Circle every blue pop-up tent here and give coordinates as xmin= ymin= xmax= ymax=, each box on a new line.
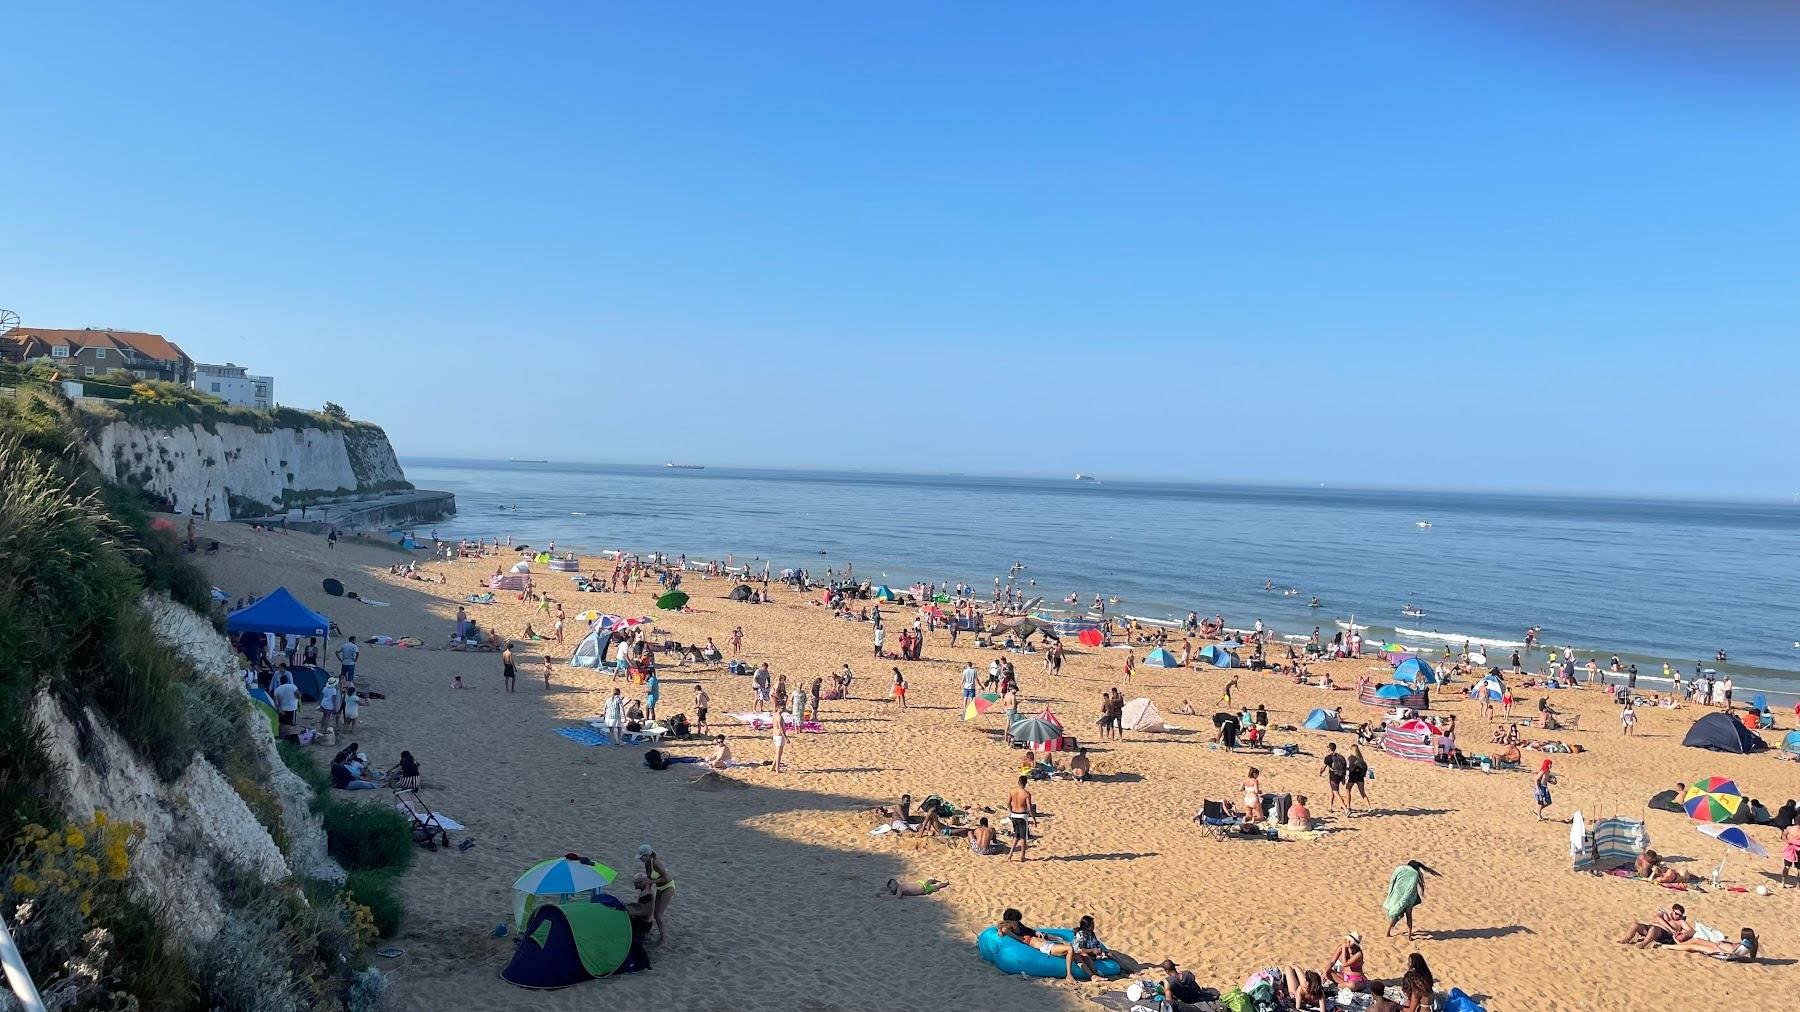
xmin=1393 ymin=658 xmax=1438 ymax=685
xmin=1303 ymin=708 xmax=1342 ymax=731
xmin=1143 ymin=648 xmax=1181 ymax=668
xmin=226 ymin=587 xmax=331 ymax=638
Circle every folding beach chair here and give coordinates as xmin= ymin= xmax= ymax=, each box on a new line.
xmin=620 ymin=722 xmax=670 ymax=746
xmin=1196 ymin=800 xmax=1242 ymax=841
xmin=395 ymin=788 xmax=451 ymax=850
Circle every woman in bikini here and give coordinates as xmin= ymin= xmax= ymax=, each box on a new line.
xmin=1325 ymin=932 xmax=1371 ymax=992
xmin=638 ymin=844 xmax=674 ymax=942
xmin=882 ymin=877 xmax=949 ymax=897
xmin=1242 ymin=768 xmax=1265 ymax=822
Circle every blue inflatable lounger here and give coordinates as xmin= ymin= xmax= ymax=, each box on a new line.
xmin=977 ymin=926 xmax=1121 ymax=981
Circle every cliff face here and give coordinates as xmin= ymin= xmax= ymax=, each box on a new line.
xmin=84 ymin=416 xmax=410 ymax=520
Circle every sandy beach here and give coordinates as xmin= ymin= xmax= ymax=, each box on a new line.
xmin=198 ymin=521 xmax=1798 ymax=1012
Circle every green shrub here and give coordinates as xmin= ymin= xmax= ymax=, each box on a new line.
xmin=345 ymin=870 xmax=404 ymax=938
xmin=97 ymin=607 xmax=199 ymax=781
xmin=321 ymin=802 xmax=414 ymax=873
xmin=278 ymin=740 xmax=332 ymax=797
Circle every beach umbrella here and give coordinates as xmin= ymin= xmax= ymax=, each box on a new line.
xmin=963 ymin=693 xmax=1001 ymax=722
xmin=1218 ymin=639 xmax=1243 ymax=650
xmin=1682 ymin=777 xmax=1744 ymax=823
xmin=514 ymin=857 xmax=617 ymax=896
xmin=1078 ymin=628 xmax=1103 ymax=647
xmin=1694 ymin=823 xmax=1770 ymax=882
xmin=1008 ymin=717 xmax=1065 ymax=749
xmin=655 ymin=591 xmax=689 ymax=610
xmin=322 ymin=577 xmax=345 ymax=597
xmin=575 ymin=610 xmax=603 ymax=623
xmin=1381 ymin=642 xmax=1411 ymax=654
xmin=1375 ymin=683 xmax=1415 ymax=701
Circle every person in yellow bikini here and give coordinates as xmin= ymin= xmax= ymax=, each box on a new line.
xmin=638 ymin=844 xmax=674 ymax=942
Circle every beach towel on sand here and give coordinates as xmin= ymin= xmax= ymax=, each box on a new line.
xmin=556 ymin=727 xmax=612 ymax=746
xmin=1384 ymin=863 xmax=1424 ymax=920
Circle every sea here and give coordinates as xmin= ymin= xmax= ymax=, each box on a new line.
xmin=403 ymin=459 xmax=1800 ymax=703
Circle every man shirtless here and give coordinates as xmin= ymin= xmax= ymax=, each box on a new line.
xmin=704 ymin=735 xmax=733 ymax=770
xmin=1006 ymin=776 xmax=1037 ymax=862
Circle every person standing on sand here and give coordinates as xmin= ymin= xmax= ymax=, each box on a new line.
xmin=873 ymin=623 xmax=885 ymax=658
xmin=604 ymin=687 xmax=625 ymax=745
xmin=1535 ymin=758 xmax=1555 ymax=820
xmin=693 ymin=685 xmax=710 ymax=734
xmin=892 ymin=667 xmax=907 ymax=708
xmin=771 ymin=707 xmax=788 ymax=772
xmin=810 ymin=676 xmax=823 ymax=720
xmin=501 ymin=643 xmax=516 ymax=693
xmin=1383 ymin=860 xmax=1435 ymax=940
xmin=337 ymin=636 xmax=360 ymax=682
xmin=1006 ymin=776 xmax=1036 ymax=862
xmin=962 ymin=661 xmax=978 ymax=708
xmin=638 ymin=845 xmax=674 ymax=942
xmin=729 ymin=625 xmax=743 ymax=656
xmin=645 ymin=670 xmax=660 ymax=721
xmin=1123 ymin=652 xmax=1134 ymax=684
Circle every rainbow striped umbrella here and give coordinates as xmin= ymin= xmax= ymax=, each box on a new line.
xmin=1683 ymin=777 xmax=1743 ymax=823
xmin=514 ymin=857 xmax=617 ymax=896
xmin=962 ymin=693 xmax=1001 ymax=722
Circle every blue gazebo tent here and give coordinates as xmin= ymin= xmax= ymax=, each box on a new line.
xmin=227 ymin=587 xmax=331 ymax=638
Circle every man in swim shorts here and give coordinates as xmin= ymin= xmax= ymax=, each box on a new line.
xmin=1007 ymin=776 xmax=1035 ymax=862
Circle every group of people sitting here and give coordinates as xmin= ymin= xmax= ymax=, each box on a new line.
xmin=1618 ymin=906 xmax=1761 ymax=961
xmin=329 ymin=742 xmax=419 ymax=792
xmin=869 ymin=793 xmax=1011 ymax=856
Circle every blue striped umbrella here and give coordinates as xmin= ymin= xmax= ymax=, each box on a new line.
xmin=514 ymin=857 xmax=617 ymax=896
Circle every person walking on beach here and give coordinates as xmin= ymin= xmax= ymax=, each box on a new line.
xmin=1383 ymin=860 xmax=1436 ymax=940
xmin=501 ymin=643 xmax=516 ymax=693
xmin=892 ymin=667 xmax=907 ymax=708
xmin=962 ymin=661 xmax=978 ymax=709
xmin=730 ymin=626 xmax=743 ymax=657
xmin=644 ymin=670 xmax=660 ymax=721
xmin=1123 ymin=652 xmax=1134 ymax=684
xmin=752 ymin=663 xmax=771 ymax=711
xmin=873 ymin=623 xmax=886 ymax=658
xmin=1006 ymin=776 xmax=1036 ymax=862
xmin=1346 ymin=745 xmax=1369 ymax=813
xmin=810 ymin=675 xmax=823 ymax=721
xmin=1220 ymin=672 xmax=1239 ymax=707
xmin=1320 ymin=743 xmax=1348 ymax=814
xmin=771 ymin=706 xmax=788 ymax=772
xmin=1620 ymin=700 xmax=1636 ymax=736
xmin=1535 ymin=759 xmax=1555 ymax=820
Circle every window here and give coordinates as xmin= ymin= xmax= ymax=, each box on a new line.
xmin=132 ymin=371 xmax=145 ymax=379
xmin=210 ymin=382 xmax=221 ymax=393
xmin=94 ymin=348 xmax=106 ymax=360
xmin=50 ymin=345 xmax=69 ymax=358
xmin=83 ymin=366 xmax=95 ymax=377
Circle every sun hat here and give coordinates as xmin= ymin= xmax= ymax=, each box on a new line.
xmin=1346 ymin=931 xmax=1362 ymax=945
xmin=638 ymin=844 xmax=654 ymax=857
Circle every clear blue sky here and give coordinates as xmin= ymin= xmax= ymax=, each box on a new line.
xmin=6 ymin=4 xmax=1798 ymax=495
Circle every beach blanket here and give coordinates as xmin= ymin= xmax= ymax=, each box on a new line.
xmin=464 ymin=593 xmax=495 ymax=604
xmin=395 ymin=804 xmax=466 ymax=832
xmin=1383 ymin=863 xmax=1423 ymax=920
xmin=556 ymin=727 xmax=613 ymax=747
xmin=1275 ymin=824 xmax=1328 ymax=842
xmin=727 ymin=712 xmax=826 ymax=732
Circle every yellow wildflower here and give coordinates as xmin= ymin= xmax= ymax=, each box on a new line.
xmin=64 ymin=828 xmax=87 ymax=850
xmin=9 ymin=874 xmax=37 ymax=896
xmin=92 ymin=811 xmax=107 ymax=827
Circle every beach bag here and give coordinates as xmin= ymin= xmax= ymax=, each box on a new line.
xmin=1443 ymin=988 xmax=1488 ymax=1012
xmin=644 ymin=749 xmax=667 ymax=770
xmin=1219 ymin=988 xmax=1254 ymax=1012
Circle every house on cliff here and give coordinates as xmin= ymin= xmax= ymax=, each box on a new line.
xmin=3 ymin=326 xmax=193 ymax=383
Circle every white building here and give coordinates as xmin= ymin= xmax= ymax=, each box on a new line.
xmin=192 ymin=362 xmax=275 ymax=409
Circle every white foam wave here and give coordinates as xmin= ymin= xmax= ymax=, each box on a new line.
xmin=1393 ymin=626 xmax=1524 ymax=650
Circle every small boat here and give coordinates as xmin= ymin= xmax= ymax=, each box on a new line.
xmin=1402 ymin=605 xmax=1426 ymax=618
xmin=665 ymin=463 xmax=704 ymax=469
xmin=1074 ymin=474 xmax=1097 ymax=481
xmin=1415 ymin=520 xmax=1432 ymax=529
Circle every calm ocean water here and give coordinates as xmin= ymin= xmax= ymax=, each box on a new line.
xmin=404 ymin=459 xmax=1800 ymax=696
